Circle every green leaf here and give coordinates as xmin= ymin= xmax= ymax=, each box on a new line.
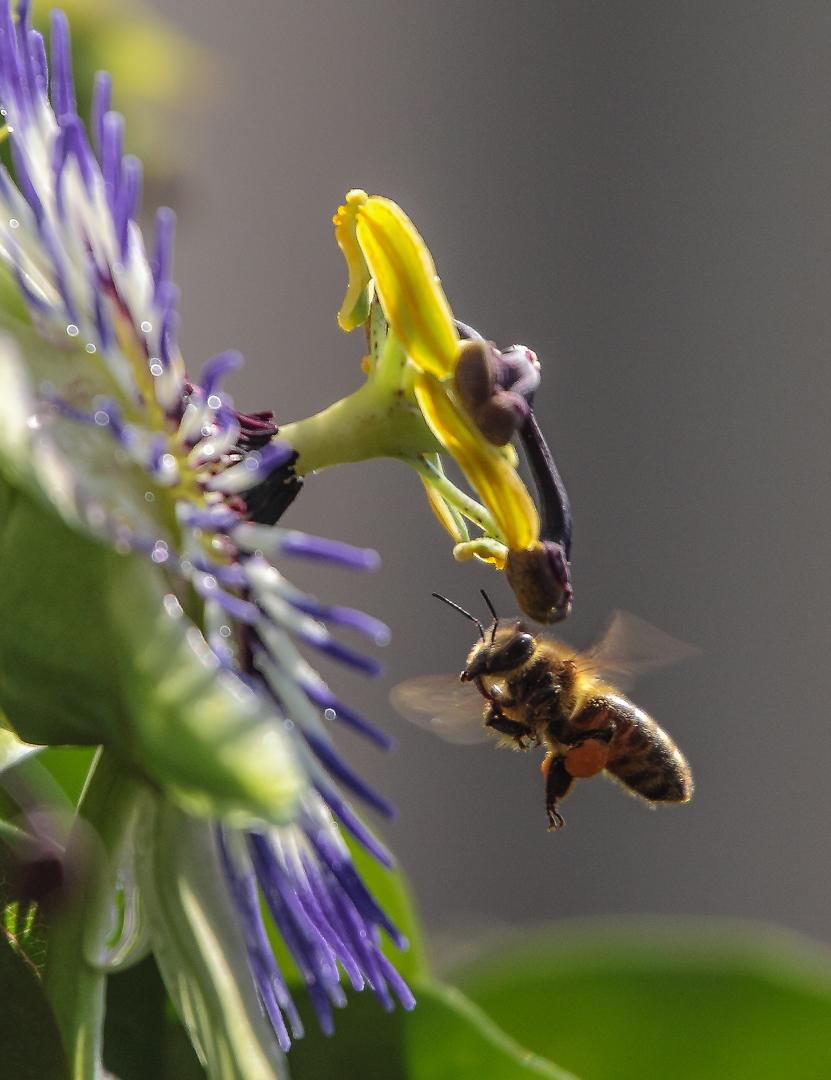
xmin=285 ymin=978 xmax=570 ymax=1080
xmin=451 ymin=917 xmax=831 ymax=1080
xmin=0 ymin=926 xmax=70 ymax=1079
xmin=0 ymin=487 xmax=126 ymax=746
xmin=406 ymin=980 xmax=576 ymax=1079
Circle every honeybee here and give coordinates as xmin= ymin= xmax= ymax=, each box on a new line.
xmin=391 ymin=594 xmax=695 ymax=829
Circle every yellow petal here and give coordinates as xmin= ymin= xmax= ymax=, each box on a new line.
xmin=413 ymin=372 xmax=539 ymax=550
xmin=334 ymin=190 xmax=372 ymax=331
xmin=355 ymin=197 xmax=458 ymax=378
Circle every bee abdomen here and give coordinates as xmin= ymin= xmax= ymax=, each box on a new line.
xmin=605 ymin=702 xmax=693 ymax=804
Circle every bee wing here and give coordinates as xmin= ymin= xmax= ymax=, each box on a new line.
xmin=578 ymin=610 xmax=700 ymax=691
xmin=389 ymin=674 xmax=490 ymax=744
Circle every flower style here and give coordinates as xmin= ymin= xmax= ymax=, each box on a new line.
xmin=0 ymin=5 xmax=414 ymax=1078
xmin=279 ymin=188 xmax=574 ymax=624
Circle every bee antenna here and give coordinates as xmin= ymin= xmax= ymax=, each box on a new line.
xmin=432 ymin=593 xmax=486 ymax=641
xmin=480 ymin=589 xmax=499 ymax=643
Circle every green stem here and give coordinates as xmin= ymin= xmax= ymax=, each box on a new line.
xmin=42 ymin=749 xmax=143 ymax=1080
xmin=410 ymin=455 xmax=505 ymax=542
xmin=278 ymin=334 xmax=443 ymax=476
xmin=423 ymin=454 xmax=470 ymax=542
xmin=279 ymin=381 xmax=441 ymax=476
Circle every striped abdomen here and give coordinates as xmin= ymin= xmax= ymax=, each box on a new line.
xmin=603 ymin=695 xmax=693 ymax=803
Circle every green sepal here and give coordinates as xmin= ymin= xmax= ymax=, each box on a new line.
xmin=0 ymin=482 xmax=130 ymax=745
xmin=0 ymin=721 xmax=44 ymax=773
xmin=0 ymin=482 xmax=303 ymax=827
xmin=110 ymin=552 xmax=303 ymax=826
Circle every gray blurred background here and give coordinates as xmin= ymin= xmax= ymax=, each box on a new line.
xmin=143 ymin=0 xmax=831 ymax=945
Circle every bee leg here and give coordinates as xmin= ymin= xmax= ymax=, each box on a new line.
xmin=541 ymin=752 xmax=573 ymax=830
xmin=484 ymin=702 xmax=534 ymax=748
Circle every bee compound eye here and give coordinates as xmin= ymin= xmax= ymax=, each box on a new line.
xmin=488 ymin=631 xmax=535 ymax=672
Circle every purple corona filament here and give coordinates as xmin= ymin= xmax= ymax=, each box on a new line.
xmin=280 ymin=532 xmax=382 ymax=569
xmin=150 ymin=205 xmax=175 ymax=297
xmin=198 ymin=349 xmax=244 ymax=396
xmin=301 ymin=676 xmax=394 ymax=750
xmin=241 ymin=824 xmax=413 ymax=1035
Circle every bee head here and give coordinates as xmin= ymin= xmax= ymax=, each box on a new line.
xmin=462 ymin=622 xmax=536 ymax=680
xmin=432 ymin=591 xmax=536 ymax=679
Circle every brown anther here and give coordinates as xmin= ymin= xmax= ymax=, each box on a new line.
xmin=453 ymin=339 xmax=495 ymax=412
xmin=473 ymin=392 xmax=529 ymax=446
xmin=454 ymin=339 xmax=527 ymax=446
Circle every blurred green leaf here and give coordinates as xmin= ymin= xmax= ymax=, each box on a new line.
xmin=406 ymin=980 xmax=576 ymax=1079
xmin=104 ymin=953 xmax=205 ymax=1080
xmin=162 ymin=1019 xmax=208 ymax=1080
xmin=37 ymin=747 xmax=98 ymax=807
xmin=286 ymin=978 xmax=571 ymax=1080
xmin=0 ymin=925 xmax=69 ymax=1079
xmin=451 ymin=917 xmax=831 ymax=1080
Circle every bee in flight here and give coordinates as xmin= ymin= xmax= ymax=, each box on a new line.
xmin=391 ymin=593 xmax=695 ymax=830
